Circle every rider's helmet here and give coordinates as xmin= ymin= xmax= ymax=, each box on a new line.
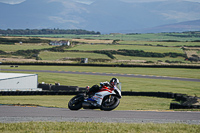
xmin=110 ymin=78 xmax=119 ymax=87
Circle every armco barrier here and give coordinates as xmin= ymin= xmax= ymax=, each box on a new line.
xmin=0 ymin=91 xmax=79 ymax=95
xmin=170 ymin=103 xmax=200 ymax=109
xmin=50 ymin=85 xmax=79 ymax=91
xmin=38 ymin=83 xmax=79 ymax=91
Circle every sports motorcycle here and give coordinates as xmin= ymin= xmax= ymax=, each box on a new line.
xmin=68 ymin=82 xmax=122 ymax=111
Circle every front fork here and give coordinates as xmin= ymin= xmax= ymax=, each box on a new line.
xmin=108 ymin=95 xmax=112 ymax=102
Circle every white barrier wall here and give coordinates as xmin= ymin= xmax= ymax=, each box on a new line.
xmin=0 ymin=73 xmax=38 ymax=91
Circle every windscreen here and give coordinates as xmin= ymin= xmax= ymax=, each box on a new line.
xmin=116 ymin=82 xmax=121 ymax=91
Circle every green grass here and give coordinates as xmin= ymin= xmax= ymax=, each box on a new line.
xmin=114 ymin=55 xmax=186 ymax=62
xmin=119 ymin=41 xmax=200 ymax=47
xmin=39 ymin=51 xmax=110 ymax=60
xmin=1 ymin=122 xmax=199 ymax=133
xmin=39 ymin=50 xmax=186 ymax=62
xmin=0 ymin=96 xmax=176 ymax=110
xmin=21 ymin=33 xmax=200 ymax=41
xmin=1 ymin=67 xmax=200 ymax=96
xmin=2 ymin=65 xmax=199 ymax=79
xmin=0 ymin=44 xmax=53 ymax=52
xmin=67 ymin=44 xmax=184 ymax=53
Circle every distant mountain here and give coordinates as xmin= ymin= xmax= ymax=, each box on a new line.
xmin=139 ymin=19 xmax=200 ymax=33
xmin=0 ymin=0 xmax=200 ymax=33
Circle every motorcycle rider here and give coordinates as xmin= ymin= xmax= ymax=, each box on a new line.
xmin=109 ymin=78 xmax=120 ymax=89
xmin=86 ymin=78 xmax=119 ymax=95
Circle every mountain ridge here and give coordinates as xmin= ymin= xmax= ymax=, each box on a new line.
xmin=0 ymin=0 xmax=200 ymax=33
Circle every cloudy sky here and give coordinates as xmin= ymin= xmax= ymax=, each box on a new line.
xmin=0 ymin=0 xmax=200 ymax=4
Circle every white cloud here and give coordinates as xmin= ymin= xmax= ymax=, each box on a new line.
xmin=0 ymin=0 xmax=25 ymax=4
xmin=73 ymin=0 xmax=95 ymax=5
xmin=49 ymin=16 xmax=80 ymax=24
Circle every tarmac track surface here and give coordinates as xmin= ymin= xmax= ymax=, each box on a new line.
xmin=0 ymin=106 xmax=200 ymax=124
xmin=2 ymin=69 xmax=200 ymax=82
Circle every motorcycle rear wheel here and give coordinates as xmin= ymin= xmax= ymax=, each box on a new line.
xmin=68 ymin=95 xmax=84 ymax=110
xmin=100 ymin=95 xmax=120 ymax=111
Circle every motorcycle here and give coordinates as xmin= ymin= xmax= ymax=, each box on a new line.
xmin=68 ymin=82 xmax=122 ymax=111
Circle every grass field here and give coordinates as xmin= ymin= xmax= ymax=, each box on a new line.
xmin=39 ymin=50 xmax=186 ymax=63
xmin=119 ymin=41 xmax=200 ymax=47
xmin=1 ymin=122 xmax=199 ymax=133
xmin=39 ymin=51 xmax=186 ymax=62
xmin=1 ymin=65 xmax=200 ymax=96
xmin=0 ymin=95 xmax=177 ymax=110
xmin=114 ymin=55 xmax=186 ymax=62
xmin=0 ymin=43 xmax=53 ymax=52
xmin=39 ymin=51 xmax=111 ymax=60
xmin=1 ymin=65 xmax=199 ymax=79
xmin=21 ymin=33 xmax=200 ymax=41
xmin=67 ymin=44 xmax=184 ymax=53
xmin=1 ymin=36 xmax=199 ymax=64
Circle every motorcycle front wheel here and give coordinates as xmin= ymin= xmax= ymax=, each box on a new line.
xmin=100 ymin=95 xmax=120 ymax=111
xmin=68 ymin=95 xmax=84 ymax=110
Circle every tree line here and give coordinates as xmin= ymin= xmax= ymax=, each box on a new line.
xmin=0 ymin=29 xmax=101 ymax=35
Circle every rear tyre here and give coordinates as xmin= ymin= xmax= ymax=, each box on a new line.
xmin=68 ymin=95 xmax=84 ymax=110
xmin=100 ymin=95 xmax=120 ymax=111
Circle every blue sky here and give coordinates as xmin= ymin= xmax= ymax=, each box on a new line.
xmin=0 ymin=0 xmax=200 ymax=5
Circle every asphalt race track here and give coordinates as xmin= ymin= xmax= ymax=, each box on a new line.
xmin=2 ymin=69 xmax=200 ymax=82
xmin=0 ymin=105 xmax=200 ymax=124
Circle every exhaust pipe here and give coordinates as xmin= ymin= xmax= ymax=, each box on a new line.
xmin=82 ymin=102 xmax=92 ymax=107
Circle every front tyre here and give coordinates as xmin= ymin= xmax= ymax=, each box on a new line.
xmin=68 ymin=95 xmax=84 ymax=110
xmin=100 ymin=95 xmax=120 ymax=111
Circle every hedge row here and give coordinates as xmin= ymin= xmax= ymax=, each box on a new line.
xmin=0 ymin=37 xmax=50 ymax=43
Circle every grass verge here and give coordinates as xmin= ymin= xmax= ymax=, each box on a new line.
xmin=2 ymin=69 xmax=199 ymax=96
xmin=1 ymin=65 xmax=199 ymax=79
xmin=0 ymin=96 xmax=177 ymax=110
xmin=0 ymin=122 xmax=199 ymax=133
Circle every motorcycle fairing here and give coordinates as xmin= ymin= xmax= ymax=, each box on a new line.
xmin=91 ymin=86 xmax=116 ymax=105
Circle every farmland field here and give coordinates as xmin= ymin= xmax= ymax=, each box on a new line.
xmin=119 ymin=41 xmax=200 ymax=47
xmin=39 ymin=51 xmax=110 ymax=60
xmin=0 ymin=34 xmax=199 ymax=64
xmin=21 ymin=33 xmax=200 ymax=41
xmin=67 ymin=44 xmax=184 ymax=53
xmin=114 ymin=55 xmax=186 ymax=62
xmin=0 ymin=43 xmax=53 ymax=52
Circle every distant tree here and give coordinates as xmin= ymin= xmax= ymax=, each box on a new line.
xmin=0 ymin=29 xmax=101 ymax=35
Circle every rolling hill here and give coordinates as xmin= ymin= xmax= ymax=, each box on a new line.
xmin=0 ymin=0 xmax=200 ymax=33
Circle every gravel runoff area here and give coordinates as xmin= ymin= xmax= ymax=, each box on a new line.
xmin=0 ymin=106 xmax=200 ymax=124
